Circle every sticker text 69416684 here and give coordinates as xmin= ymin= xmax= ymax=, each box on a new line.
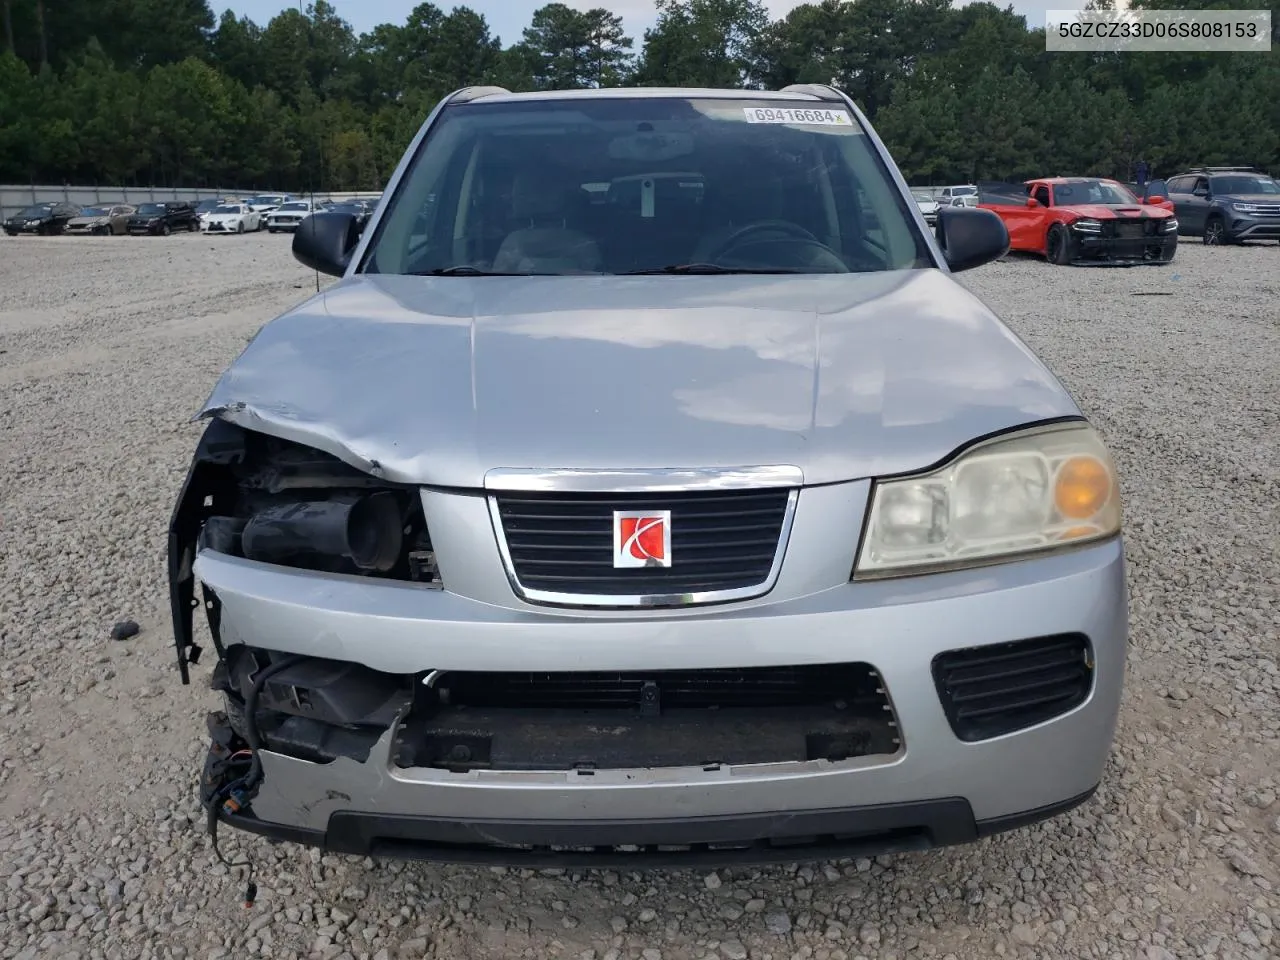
xmin=743 ymin=107 xmax=854 ymax=126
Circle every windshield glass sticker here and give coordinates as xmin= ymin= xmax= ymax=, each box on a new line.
xmin=743 ymin=107 xmax=853 ymax=126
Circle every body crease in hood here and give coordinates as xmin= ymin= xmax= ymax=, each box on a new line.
xmin=197 ymin=269 xmax=1082 ymax=488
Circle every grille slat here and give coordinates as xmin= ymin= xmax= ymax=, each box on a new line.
xmin=932 ymin=634 xmax=1093 ymax=741
xmin=494 ymin=488 xmax=792 ymax=604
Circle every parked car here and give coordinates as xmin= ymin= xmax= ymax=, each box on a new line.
xmin=65 ymin=204 xmax=136 ymax=236
xmin=3 ymin=201 xmax=80 ymax=236
xmin=323 ymin=197 xmax=377 ymax=230
xmin=246 ymin=194 xmax=293 ymax=219
xmin=948 ymin=195 xmax=979 ymax=208
xmin=1165 ymin=167 xmax=1280 ymax=245
xmin=203 ymin=203 xmax=263 ymax=234
xmin=170 ymin=83 xmax=1124 ymax=867
xmin=194 ymin=198 xmax=225 ymax=226
xmin=911 ymin=191 xmax=940 ymax=226
xmin=978 ymin=177 xmax=1176 ymax=265
xmin=937 ymin=184 xmax=977 ymax=204
xmin=127 ymin=201 xmax=200 ymax=236
xmin=266 ymin=199 xmax=319 ymax=233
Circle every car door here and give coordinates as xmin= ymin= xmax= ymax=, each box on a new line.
xmin=1180 ymin=177 xmax=1211 ymax=232
xmin=997 ymin=182 xmax=1048 ymax=251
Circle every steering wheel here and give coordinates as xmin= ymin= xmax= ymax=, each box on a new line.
xmin=706 ymin=220 xmax=820 ymax=260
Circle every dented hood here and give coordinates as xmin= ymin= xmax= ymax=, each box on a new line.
xmin=198 ymin=270 xmax=1080 ymax=488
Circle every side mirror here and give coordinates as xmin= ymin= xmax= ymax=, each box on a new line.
xmin=1026 ymin=197 xmax=1041 ymax=208
xmin=936 ymin=206 xmax=1009 ymax=273
xmin=292 ymin=212 xmax=361 ymax=277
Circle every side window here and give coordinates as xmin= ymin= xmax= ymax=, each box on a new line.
xmin=1193 ymin=177 xmax=1209 ymax=196
xmin=1034 ymin=185 xmax=1051 ymax=207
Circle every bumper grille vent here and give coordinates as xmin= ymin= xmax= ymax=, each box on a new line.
xmin=932 ymin=634 xmax=1093 ymax=741
xmin=438 ymin=664 xmax=886 ymax=712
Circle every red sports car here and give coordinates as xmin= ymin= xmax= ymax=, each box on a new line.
xmin=979 ymin=177 xmax=1178 ymax=265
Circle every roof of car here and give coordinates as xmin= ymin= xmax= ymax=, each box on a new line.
xmin=453 ymin=86 xmax=839 ymax=105
xmin=1027 ymin=177 xmax=1120 ymax=185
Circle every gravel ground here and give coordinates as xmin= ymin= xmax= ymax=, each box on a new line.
xmin=0 ymin=232 xmax=1277 ymax=960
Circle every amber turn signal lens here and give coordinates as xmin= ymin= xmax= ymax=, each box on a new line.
xmin=1054 ymin=456 xmax=1112 ymax=519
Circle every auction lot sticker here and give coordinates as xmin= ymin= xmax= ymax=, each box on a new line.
xmin=744 ymin=107 xmax=853 ymax=126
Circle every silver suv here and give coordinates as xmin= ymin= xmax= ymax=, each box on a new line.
xmin=169 ymin=84 xmax=1126 ymax=866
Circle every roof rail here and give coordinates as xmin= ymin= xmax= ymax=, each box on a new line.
xmin=450 ymin=86 xmax=511 ymax=104
xmin=1187 ymin=165 xmax=1258 ymax=173
xmin=779 ymin=83 xmax=844 ymax=101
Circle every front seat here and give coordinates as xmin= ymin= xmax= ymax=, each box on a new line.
xmin=492 ymin=171 xmax=603 ymax=274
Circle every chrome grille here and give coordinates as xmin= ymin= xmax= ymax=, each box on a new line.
xmin=490 ymin=487 xmax=796 ymax=607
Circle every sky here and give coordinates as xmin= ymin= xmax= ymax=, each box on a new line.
xmin=221 ymin=0 xmax=1089 ymax=46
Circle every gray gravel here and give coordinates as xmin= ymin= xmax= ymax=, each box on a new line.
xmin=0 ymin=232 xmax=1277 ymax=960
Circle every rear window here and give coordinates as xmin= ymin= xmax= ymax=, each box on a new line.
xmin=363 ymin=96 xmax=932 ymax=277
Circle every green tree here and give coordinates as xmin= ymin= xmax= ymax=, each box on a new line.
xmin=520 ymin=3 xmax=632 ymax=89
xmin=634 ymin=0 xmax=770 ymax=88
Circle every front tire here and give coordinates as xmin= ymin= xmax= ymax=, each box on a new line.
xmin=1046 ymin=224 xmax=1073 ymax=265
xmin=1202 ymin=216 xmax=1228 ymax=245
xmin=160 ymin=223 xmax=171 ymax=237
xmin=237 ymin=221 xmax=245 ymax=234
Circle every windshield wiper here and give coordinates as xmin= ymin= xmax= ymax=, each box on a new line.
xmin=419 ymin=265 xmax=540 ymax=276
xmin=623 ymin=263 xmax=806 ymax=275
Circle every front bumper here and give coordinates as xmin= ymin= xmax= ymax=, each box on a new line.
xmin=1227 ymin=216 xmax=1280 ymax=240
xmin=183 ymin=469 xmax=1127 ymax=863
xmin=268 ymin=218 xmax=303 ymax=230
xmin=1073 ymin=229 xmax=1177 ymax=264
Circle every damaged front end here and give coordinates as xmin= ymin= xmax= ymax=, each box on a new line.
xmin=168 ymin=418 xmax=440 ymax=826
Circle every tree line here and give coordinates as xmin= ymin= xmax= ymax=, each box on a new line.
xmin=1 ymin=0 xmax=1277 ymax=192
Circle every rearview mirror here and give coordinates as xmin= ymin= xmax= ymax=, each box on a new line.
xmin=935 ymin=206 xmax=1009 ymax=273
xmin=292 ymin=212 xmax=361 ymax=277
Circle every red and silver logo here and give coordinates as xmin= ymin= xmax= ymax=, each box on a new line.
xmin=613 ymin=510 xmax=672 ymax=568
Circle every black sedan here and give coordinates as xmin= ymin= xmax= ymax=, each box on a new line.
xmin=3 ymin=201 xmax=81 ymax=236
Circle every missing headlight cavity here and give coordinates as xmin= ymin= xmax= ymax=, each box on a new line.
xmin=394 ymin=663 xmax=902 ymax=773
xmin=190 ymin=421 xmax=441 ymax=584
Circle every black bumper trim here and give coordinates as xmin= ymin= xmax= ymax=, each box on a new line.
xmin=214 ymin=786 xmax=1098 ymax=867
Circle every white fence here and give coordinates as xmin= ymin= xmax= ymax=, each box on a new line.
xmin=0 ymin=184 xmax=379 ymax=221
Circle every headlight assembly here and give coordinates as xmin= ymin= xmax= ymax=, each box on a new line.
xmin=854 ymin=422 xmax=1120 ymax=579
xmin=1231 ymin=202 xmax=1260 ymax=214
xmin=1070 ymin=218 xmax=1102 ymax=233
xmin=1163 ymin=218 xmax=1178 ymax=232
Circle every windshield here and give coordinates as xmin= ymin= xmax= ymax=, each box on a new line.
xmin=213 ymin=205 xmax=243 ymax=214
xmin=1052 ymin=180 xmax=1137 ymax=205
xmin=80 ymin=206 xmax=110 ymax=216
xmin=363 ymin=97 xmax=932 ymax=276
xmin=17 ymin=205 xmax=54 ymax=218
xmin=137 ymin=203 xmax=165 ymax=215
xmin=196 ymin=200 xmax=220 ymax=212
xmin=1212 ymin=175 xmax=1280 ymax=195
xmin=278 ymin=201 xmax=310 ymax=211
xmin=948 ymin=186 xmax=975 ymax=196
